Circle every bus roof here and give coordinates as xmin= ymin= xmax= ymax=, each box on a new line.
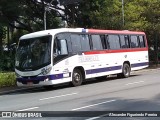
xmin=20 ymin=28 xmax=145 ymax=40
xmin=20 ymin=28 xmax=83 ymax=40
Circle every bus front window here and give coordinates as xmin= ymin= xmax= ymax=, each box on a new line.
xmin=15 ymin=35 xmax=51 ymax=71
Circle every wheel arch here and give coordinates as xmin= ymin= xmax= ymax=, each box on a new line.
xmin=73 ymin=66 xmax=85 ymax=80
xmin=123 ymin=61 xmax=131 ymax=67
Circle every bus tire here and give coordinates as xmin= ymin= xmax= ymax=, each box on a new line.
xmin=117 ymin=63 xmax=130 ymax=78
xmin=121 ymin=63 xmax=131 ymax=78
xmin=72 ymin=69 xmax=83 ymax=86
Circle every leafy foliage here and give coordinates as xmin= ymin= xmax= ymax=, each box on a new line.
xmin=0 ymin=0 xmax=62 ymax=32
xmin=0 ymin=72 xmax=16 ymax=87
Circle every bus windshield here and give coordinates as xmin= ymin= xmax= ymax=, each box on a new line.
xmin=15 ymin=35 xmax=52 ymax=71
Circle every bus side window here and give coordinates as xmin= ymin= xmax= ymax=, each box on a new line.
xmin=80 ymin=34 xmax=90 ymax=51
xmin=120 ymin=35 xmax=129 ymax=48
xmin=120 ymin=35 xmax=126 ymax=48
xmin=139 ymin=36 xmax=146 ymax=47
xmin=130 ymin=36 xmax=140 ymax=48
xmin=91 ymin=35 xmax=103 ymax=50
xmin=108 ymin=35 xmax=120 ymax=50
xmin=70 ymin=34 xmax=81 ymax=53
xmin=59 ymin=39 xmax=68 ymax=55
xmin=53 ymin=37 xmax=68 ymax=56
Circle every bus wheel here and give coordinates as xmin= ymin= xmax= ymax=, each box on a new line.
xmin=72 ymin=69 xmax=83 ymax=86
xmin=121 ymin=63 xmax=130 ymax=78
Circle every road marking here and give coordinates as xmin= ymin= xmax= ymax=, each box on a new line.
xmin=72 ymin=100 xmax=116 ymax=111
xmin=85 ymin=114 xmax=108 ymax=120
xmin=39 ymin=92 xmax=78 ymax=101
xmin=86 ymin=116 xmax=101 ymax=120
xmin=125 ymin=81 xmax=144 ymax=86
xmin=17 ymin=107 xmax=39 ymax=111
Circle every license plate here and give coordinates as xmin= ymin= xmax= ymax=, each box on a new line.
xmin=27 ymin=82 xmax=33 ymax=86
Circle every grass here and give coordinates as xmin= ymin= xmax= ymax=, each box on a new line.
xmin=0 ymin=72 xmax=16 ymax=88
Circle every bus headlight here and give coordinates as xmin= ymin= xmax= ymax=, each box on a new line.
xmin=41 ymin=67 xmax=52 ymax=75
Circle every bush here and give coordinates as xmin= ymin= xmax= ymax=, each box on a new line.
xmin=0 ymin=72 xmax=16 ymax=87
xmin=0 ymin=49 xmax=16 ymax=71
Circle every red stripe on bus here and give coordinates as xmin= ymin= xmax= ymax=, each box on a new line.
xmin=84 ymin=48 xmax=148 ymax=55
xmin=88 ymin=29 xmax=145 ymax=35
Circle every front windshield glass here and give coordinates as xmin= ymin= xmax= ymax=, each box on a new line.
xmin=15 ymin=35 xmax=51 ymax=71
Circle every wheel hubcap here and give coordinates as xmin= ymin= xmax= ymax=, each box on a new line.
xmin=74 ymin=73 xmax=80 ymax=83
xmin=124 ymin=66 xmax=129 ymax=75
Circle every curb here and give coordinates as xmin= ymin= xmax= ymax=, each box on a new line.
xmin=0 ymin=87 xmax=34 ymax=95
xmin=132 ymin=67 xmax=160 ymax=73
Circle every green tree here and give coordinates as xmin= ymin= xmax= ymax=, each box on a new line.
xmin=142 ymin=0 xmax=160 ymax=45
xmin=0 ymin=25 xmax=6 ymax=54
xmin=0 ymin=0 xmax=62 ymax=32
xmin=142 ymin=0 xmax=160 ymax=63
xmin=63 ymin=0 xmax=123 ymax=29
xmin=124 ymin=0 xmax=148 ymax=31
xmin=0 ymin=0 xmax=63 ymax=71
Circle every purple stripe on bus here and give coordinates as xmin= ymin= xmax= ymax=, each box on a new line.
xmin=86 ymin=66 xmax=122 ymax=75
xmin=17 ymin=73 xmax=66 ymax=84
xmin=86 ymin=62 xmax=148 ymax=75
xmin=131 ymin=62 xmax=148 ymax=68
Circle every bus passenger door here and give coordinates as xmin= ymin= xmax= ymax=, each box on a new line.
xmin=53 ymin=33 xmax=71 ymax=81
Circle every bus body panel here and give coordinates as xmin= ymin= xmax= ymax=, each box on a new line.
xmin=16 ymin=50 xmax=148 ymax=86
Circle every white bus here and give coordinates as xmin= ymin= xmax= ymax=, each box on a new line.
xmin=15 ymin=28 xmax=149 ymax=87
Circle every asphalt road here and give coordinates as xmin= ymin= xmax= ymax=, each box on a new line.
xmin=0 ymin=68 xmax=160 ymax=120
